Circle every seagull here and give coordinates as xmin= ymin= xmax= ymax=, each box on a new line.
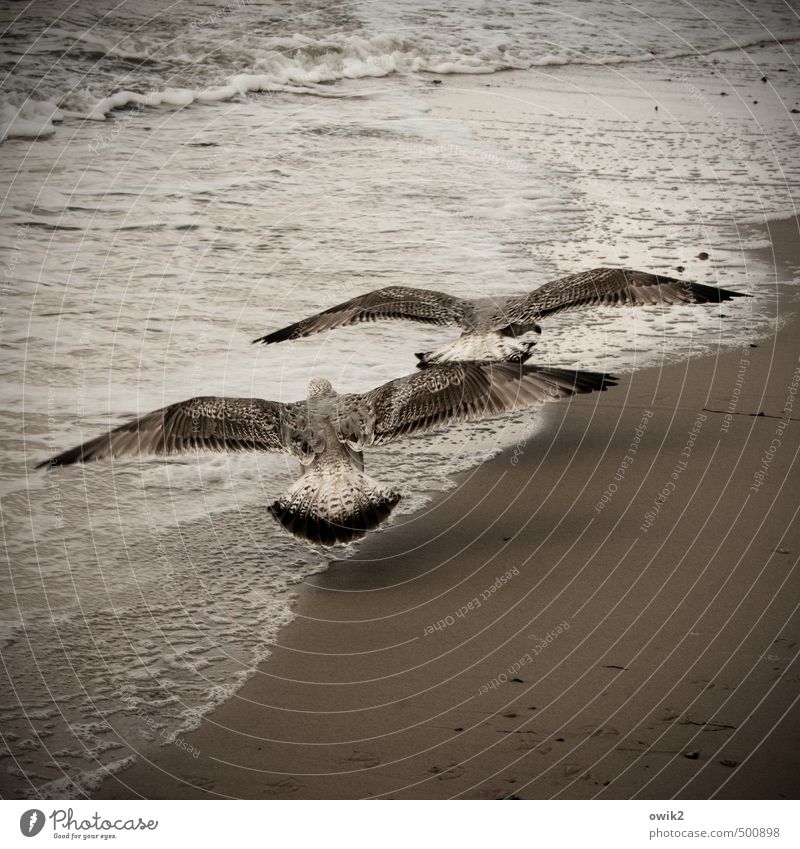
xmin=37 ymin=362 xmax=616 ymax=546
xmin=253 ymin=267 xmax=747 ymax=367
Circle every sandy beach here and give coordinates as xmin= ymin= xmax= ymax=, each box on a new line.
xmin=94 ymin=215 xmax=800 ymax=800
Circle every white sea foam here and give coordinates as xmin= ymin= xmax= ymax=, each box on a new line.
xmin=0 ymin=97 xmax=63 ymax=141
xmin=740 ymin=210 xmax=800 ymax=224
xmin=36 ymin=755 xmax=138 ymax=801
xmin=4 ymin=18 xmax=800 ymax=140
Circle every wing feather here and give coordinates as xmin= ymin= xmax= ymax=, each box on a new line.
xmin=253 ymin=286 xmax=467 ymax=344
xmin=37 ymin=397 xmax=292 ymax=467
xmin=336 ymin=363 xmax=616 ymax=446
xmin=494 ymin=267 xmax=747 ymax=331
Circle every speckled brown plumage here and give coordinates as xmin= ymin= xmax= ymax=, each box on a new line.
xmin=253 ymin=267 xmax=747 ymax=366
xmin=39 ymin=363 xmax=616 ymax=545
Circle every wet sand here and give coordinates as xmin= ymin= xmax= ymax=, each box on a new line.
xmin=97 ymin=216 xmax=800 ymax=800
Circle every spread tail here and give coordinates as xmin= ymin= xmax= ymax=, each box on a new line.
xmin=270 ymin=468 xmax=401 ymax=546
xmin=682 ymin=281 xmax=749 ymax=303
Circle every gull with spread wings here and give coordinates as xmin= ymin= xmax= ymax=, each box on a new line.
xmin=253 ymin=267 xmax=747 ymax=367
xmin=38 ymin=362 xmax=616 ymax=546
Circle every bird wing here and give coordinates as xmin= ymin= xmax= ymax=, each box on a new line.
xmin=493 ymin=267 xmax=747 ymax=331
xmin=253 ymin=286 xmax=467 ymax=344
xmin=37 ymin=397 xmax=295 ymax=467
xmin=335 ymin=362 xmax=615 ymax=447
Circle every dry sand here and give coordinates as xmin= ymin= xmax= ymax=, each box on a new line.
xmin=97 ymin=216 xmax=800 ymax=800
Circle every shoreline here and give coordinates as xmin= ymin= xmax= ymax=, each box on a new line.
xmin=95 ymin=216 xmax=800 ymax=800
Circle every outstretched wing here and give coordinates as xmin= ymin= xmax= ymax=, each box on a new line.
xmin=253 ymin=286 xmax=467 ymax=345
xmin=494 ymin=267 xmax=747 ymax=332
xmin=37 ymin=397 xmax=292 ymax=467
xmin=335 ymin=362 xmax=615 ymax=447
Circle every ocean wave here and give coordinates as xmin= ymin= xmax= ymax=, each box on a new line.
xmin=5 ymin=27 xmax=800 ymax=142
xmin=46 ymin=28 xmax=167 ymax=64
xmin=740 ymin=210 xmax=800 ymax=225
xmin=0 ymin=95 xmax=63 ymax=141
xmin=528 ymin=31 xmax=800 ymax=68
xmin=36 ymin=755 xmax=138 ymax=800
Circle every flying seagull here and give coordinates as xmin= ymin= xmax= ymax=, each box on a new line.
xmin=38 ymin=362 xmax=616 ymax=546
xmin=253 ymin=267 xmax=747 ymax=367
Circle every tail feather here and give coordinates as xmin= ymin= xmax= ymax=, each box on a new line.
xmin=684 ymin=281 xmax=748 ymax=303
xmin=534 ymin=366 xmax=617 ymax=394
xmin=270 ymin=468 xmax=400 ymax=546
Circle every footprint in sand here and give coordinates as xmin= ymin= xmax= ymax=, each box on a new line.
xmin=429 ymin=762 xmax=466 ymax=780
xmin=579 ymin=725 xmax=621 ymax=738
xmin=264 ymin=776 xmax=302 ymax=796
xmin=343 ymin=750 xmax=381 ymax=769
xmin=184 ymin=774 xmax=217 ymax=792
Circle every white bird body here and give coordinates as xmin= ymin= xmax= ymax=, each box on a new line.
xmin=414 ymin=330 xmax=537 ymax=367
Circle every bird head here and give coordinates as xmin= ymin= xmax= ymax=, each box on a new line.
xmin=307 ymin=377 xmax=335 ymax=398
